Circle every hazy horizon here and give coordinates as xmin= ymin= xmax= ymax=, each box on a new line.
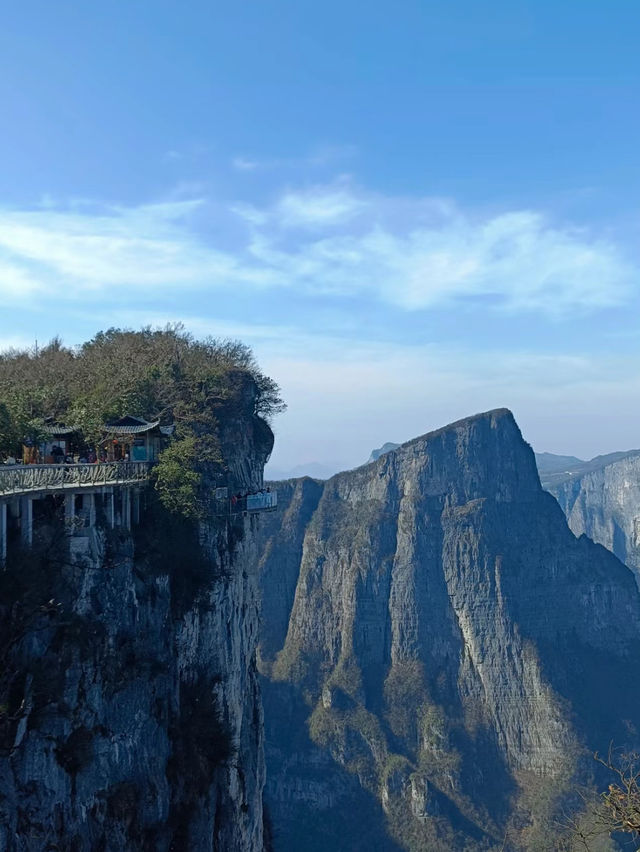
xmin=264 ymin=412 xmax=640 ymax=481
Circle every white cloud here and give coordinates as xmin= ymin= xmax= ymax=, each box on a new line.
xmin=0 ymin=260 xmax=43 ymax=299
xmin=258 ymin=188 xmax=634 ymax=312
xmin=0 ymin=183 xmax=634 ymax=316
xmin=232 ymin=156 xmax=260 ymax=171
xmin=274 ymin=185 xmax=368 ymax=229
xmin=231 ymin=144 xmax=357 ymax=172
xmin=0 ymin=201 xmax=274 ymax=296
xmin=230 ymin=202 xmax=268 ymax=226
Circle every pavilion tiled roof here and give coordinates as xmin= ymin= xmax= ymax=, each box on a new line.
xmin=42 ymin=424 xmax=77 ymax=437
xmin=103 ymin=417 xmax=161 ymax=436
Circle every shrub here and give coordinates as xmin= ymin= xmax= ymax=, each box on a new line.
xmin=153 ymin=437 xmax=202 ymax=520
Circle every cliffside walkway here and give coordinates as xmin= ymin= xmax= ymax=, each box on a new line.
xmin=0 ymin=462 xmax=151 ymax=562
xmin=0 ymin=463 xmax=277 ymax=562
xmin=0 ymin=462 xmax=151 ymax=497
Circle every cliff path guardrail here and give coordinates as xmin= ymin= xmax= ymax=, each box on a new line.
xmin=246 ymin=492 xmax=277 ymax=512
xmin=0 ymin=462 xmax=152 ymax=497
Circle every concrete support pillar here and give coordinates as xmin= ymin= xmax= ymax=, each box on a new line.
xmin=132 ymin=489 xmax=140 ymax=526
xmin=0 ymin=501 xmax=7 ymax=564
xmin=88 ymin=493 xmax=96 ymax=529
xmin=65 ymin=493 xmax=75 ymax=532
xmin=20 ymin=496 xmax=33 ymax=547
xmin=109 ymin=491 xmax=115 ymax=528
xmin=122 ymin=488 xmax=131 ymax=530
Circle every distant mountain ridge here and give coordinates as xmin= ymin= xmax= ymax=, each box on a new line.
xmin=266 ymin=445 xmax=640 ymax=595
xmin=534 ymin=451 xmax=584 ymax=475
xmin=265 ymin=460 xmax=338 ymax=481
xmin=536 ymin=448 xmax=640 ymax=488
xmin=364 ymin=447 xmax=640 ymax=585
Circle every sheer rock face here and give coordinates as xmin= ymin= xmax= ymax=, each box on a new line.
xmin=0 ymin=416 xmax=271 ymax=852
xmin=258 ymin=410 xmax=640 ymax=850
xmin=547 ymin=452 xmax=640 ymax=587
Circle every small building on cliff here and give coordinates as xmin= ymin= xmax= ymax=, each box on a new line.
xmin=22 ymin=422 xmax=79 ymax=464
xmin=101 ymin=416 xmax=174 ymax=462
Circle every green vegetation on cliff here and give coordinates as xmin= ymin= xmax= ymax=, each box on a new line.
xmin=0 ymin=325 xmax=284 ymax=516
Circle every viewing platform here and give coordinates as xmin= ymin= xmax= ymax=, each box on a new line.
xmin=246 ymin=492 xmax=277 ymax=512
xmin=213 ymin=488 xmax=278 ymax=515
xmin=0 ymin=409 xmax=275 ymax=564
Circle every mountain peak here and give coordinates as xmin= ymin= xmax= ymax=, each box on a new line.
xmin=359 ymin=408 xmax=538 ymax=506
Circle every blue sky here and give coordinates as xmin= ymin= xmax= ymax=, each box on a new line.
xmin=0 ymin=1 xmax=639 ymax=475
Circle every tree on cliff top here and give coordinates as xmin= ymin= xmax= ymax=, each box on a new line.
xmin=0 ymin=326 xmax=283 ymax=442
xmin=0 ymin=325 xmax=285 ymax=515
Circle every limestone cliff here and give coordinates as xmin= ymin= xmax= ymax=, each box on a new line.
xmin=258 ymin=410 xmax=640 ymax=851
xmin=545 ymin=451 xmax=640 ymax=587
xmin=0 ymin=414 xmax=272 ymax=851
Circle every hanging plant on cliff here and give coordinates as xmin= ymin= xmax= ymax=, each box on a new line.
xmin=153 ymin=436 xmax=202 ymax=521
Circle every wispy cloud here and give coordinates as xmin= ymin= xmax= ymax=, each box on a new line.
xmin=236 ymin=184 xmax=634 ymax=312
xmin=232 ymin=156 xmax=260 ymax=171
xmin=0 ymin=182 xmax=634 ymax=316
xmin=231 ymin=144 xmax=357 ymax=172
xmin=0 ymin=200 xmax=273 ymax=298
xmin=274 ymin=184 xmax=367 ymax=229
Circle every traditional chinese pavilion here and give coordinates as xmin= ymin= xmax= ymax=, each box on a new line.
xmin=101 ymin=417 xmax=174 ymax=462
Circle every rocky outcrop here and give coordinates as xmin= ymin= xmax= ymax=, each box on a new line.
xmin=0 ymin=413 xmax=272 ymax=851
xmin=545 ymin=451 xmax=640 ymax=587
xmin=367 ymin=442 xmax=400 ymax=464
xmin=259 ymin=410 xmax=640 ymax=851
